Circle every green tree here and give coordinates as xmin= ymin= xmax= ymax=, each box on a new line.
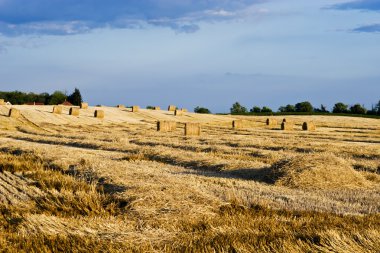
xmin=295 ymin=101 xmax=313 ymax=112
xmin=350 ymin=104 xmax=367 ymax=114
xmin=250 ymin=106 xmax=261 ymax=113
xmin=194 ymin=106 xmax=211 ymax=114
xmin=49 ymin=91 xmax=67 ymax=105
xmin=67 ymin=88 xmax=83 ymax=106
xmin=333 ymin=102 xmax=348 ymax=113
xmin=261 ymin=106 xmax=273 ymax=113
xmin=230 ymin=102 xmax=247 ymax=114
xmin=376 ymin=100 xmax=380 ymax=115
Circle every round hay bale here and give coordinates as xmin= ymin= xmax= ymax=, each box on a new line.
xmin=168 ymin=105 xmax=176 ymax=111
xmin=52 ymin=105 xmax=63 ymax=114
xmin=132 ymin=106 xmax=140 ymax=112
xmin=94 ymin=110 xmax=104 ymax=119
xmin=8 ymin=108 xmax=20 ymax=118
xmin=69 ymin=107 xmax=80 ymax=116
xmin=80 ymin=102 xmax=89 ymax=109
xmin=0 ymin=99 xmax=5 ymax=105
xmin=117 ymin=104 xmax=125 ymax=108
xmin=281 ymin=122 xmax=294 ymax=131
xmin=174 ymin=109 xmax=183 ymax=116
xmin=302 ymin=122 xmax=316 ymax=131
xmin=266 ymin=153 xmax=370 ymax=189
xmin=266 ymin=118 xmax=277 ymax=126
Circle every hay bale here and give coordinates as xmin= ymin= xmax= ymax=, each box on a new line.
xmin=52 ymin=105 xmax=63 ymax=114
xmin=157 ymin=121 xmax=177 ymax=132
xmin=94 ymin=110 xmax=105 ymax=119
xmin=8 ymin=108 xmax=20 ymax=118
xmin=80 ymin=102 xmax=89 ymax=109
xmin=153 ymin=106 xmax=161 ymax=110
xmin=302 ymin=122 xmax=316 ymax=131
xmin=0 ymin=99 xmax=4 ymax=105
xmin=181 ymin=108 xmax=188 ymax=112
xmin=174 ymin=109 xmax=184 ymax=116
xmin=232 ymin=120 xmax=243 ymax=129
xmin=265 ymin=153 xmax=370 ymax=189
xmin=185 ymin=123 xmax=201 ymax=136
xmin=132 ymin=106 xmax=140 ymax=112
xmin=266 ymin=118 xmax=277 ymax=127
xmin=117 ymin=104 xmax=125 ymax=108
xmin=168 ymin=105 xmax=176 ymax=111
xmin=281 ymin=122 xmax=294 ymax=131
xmin=69 ymin=107 xmax=80 ymax=116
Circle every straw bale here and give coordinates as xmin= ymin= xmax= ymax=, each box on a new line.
xmin=8 ymin=108 xmax=20 ymax=118
xmin=157 ymin=121 xmax=177 ymax=132
xmin=80 ymin=102 xmax=89 ymax=109
xmin=266 ymin=118 xmax=277 ymax=126
xmin=168 ymin=105 xmax=176 ymax=111
xmin=52 ymin=105 xmax=63 ymax=114
xmin=302 ymin=122 xmax=316 ymax=131
xmin=232 ymin=120 xmax=243 ymax=129
xmin=181 ymin=108 xmax=188 ymax=112
xmin=94 ymin=110 xmax=105 ymax=119
xmin=153 ymin=106 xmax=161 ymax=110
xmin=185 ymin=123 xmax=201 ymax=136
xmin=281 ymin=122 xmax=294 ymax=131
xmin=132 ymin=106 xmax=140 ymax=112
xmin=69 ymin=107 xmax=80 ymax=116
xmin=0 ymin=99 xmax=4 ymax=105
xmin=117 ymin=104 xmax=125 ymax=108
xmin=174 ymin=109 xmax=184 ymax=116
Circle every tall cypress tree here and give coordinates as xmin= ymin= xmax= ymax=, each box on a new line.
xmin=67 ymin=88 xmax=83 ymax=106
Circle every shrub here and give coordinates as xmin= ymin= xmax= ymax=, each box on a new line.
xmin=194 ymin=106 xmax=211 ymax=114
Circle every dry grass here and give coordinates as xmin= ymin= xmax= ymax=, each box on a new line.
xmin=0 ymin=106 xmax=379 ymax=252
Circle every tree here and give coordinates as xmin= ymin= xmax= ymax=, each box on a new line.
xmin=250 ymin=106 xmax=261 ymax=113
xmin=49 ymin=91 xmax=67 ymax=105
xmin=279 ymin=104 xmax=296 ymax=112
xmin=350 ymin=104 xmax=367 ymax=114
xmin=194 ymin=106 xmax=211 ymax=114
xmin=376 ymin=100 xmax=380 ymax=115
xmin=230 ymin=102 xmax=247 ymax=114
xmin=333 ymin=102 xmax=348 ymax=113
xmin=261 ymin=106 xmax=273 ymax=113
xmin=67 ymin=88 xmax=83 ymax=106
xmin=295 ymin=101 xmax=313 ymax=112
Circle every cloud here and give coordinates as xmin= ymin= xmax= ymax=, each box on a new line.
xmin=331 ymin=0 xmax=380 ymax=11
xmin=0 ymin=0 xmax=266 ymax=36
xmin=352 ymin=23 xmax=380 ymax=32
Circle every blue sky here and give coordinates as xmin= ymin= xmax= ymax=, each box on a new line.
xmin=0 ymin=0 xmax=379 ymax=112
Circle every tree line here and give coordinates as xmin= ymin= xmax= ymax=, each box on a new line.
xmin=228 ymin=101 xmax=380 ymax=115
xmin=194 ymin=100 xmax=380 ymax=116
xmin=0 ymin=88 xmax=83 ymax=106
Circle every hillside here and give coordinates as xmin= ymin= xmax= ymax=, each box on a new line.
xmin=0 ymin=105 xmax=379 ymax=252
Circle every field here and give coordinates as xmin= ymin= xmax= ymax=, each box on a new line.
xmin=0 ymin=105 xmax=379 ymax=252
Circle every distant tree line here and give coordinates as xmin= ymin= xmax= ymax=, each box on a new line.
xmin=0 ymin=88 xmax=83 ymax=106
xmin=228 ymin=100 xmax=380 ymax=116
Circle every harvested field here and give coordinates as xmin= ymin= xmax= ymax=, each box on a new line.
xmin=0 ymin=105 xmax=379 ymax=252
